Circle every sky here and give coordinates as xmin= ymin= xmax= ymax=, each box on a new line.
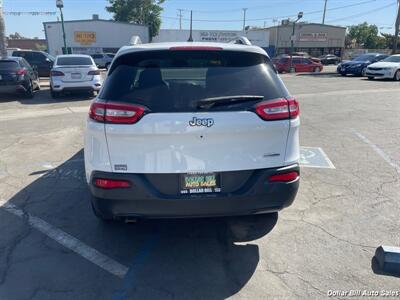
xmin=3 ymin=0 xmax=398 ymax=39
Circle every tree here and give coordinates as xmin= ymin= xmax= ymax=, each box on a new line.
xmin=381 ymin=33 xmax=400 ymax=49
xmin=106 ymin=0 xmax=165 ymax=40
xmin=9 ymin=32 xmax=26 ymax=40
xmin=0 ymin=5 xmax=7 ymax=57
xmin=347 ymin=22 xmax=382 ymax=49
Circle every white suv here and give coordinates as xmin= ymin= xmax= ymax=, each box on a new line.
xmin=84 ymin=42 xmax=300 ymax=221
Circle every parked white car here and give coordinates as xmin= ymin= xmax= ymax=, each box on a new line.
xmin=84 ymin=42 xmax=300 ymax=221
xmin=365 ymin=54 xmax=400 ymax=80
xmin=90 ymin=53 xmax=115 ymax=69
xmin=50 ymin=54 xmax=102 ymax=98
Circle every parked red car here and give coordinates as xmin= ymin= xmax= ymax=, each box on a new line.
xmin=274 ymin=56 xmax=323 ymax=73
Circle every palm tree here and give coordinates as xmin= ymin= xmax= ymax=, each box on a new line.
xmin=0 ymin=4 xmax=7 ymax=57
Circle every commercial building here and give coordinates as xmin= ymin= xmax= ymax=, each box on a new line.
xmin=153 ymin=29 xmax=270 ymax=49
xmin=43 ymin=15 xmax=149 ymax=56
xmin=266 ymin=23 xmax=346 ymax=57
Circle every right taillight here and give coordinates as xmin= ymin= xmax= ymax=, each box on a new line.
xmin=89 ymin=102 xmax=146 ymax=124
xmin=269 ymin=171 xmax=299 ymax=182
xmin=255 ymin=97 xmax=299 ymax=121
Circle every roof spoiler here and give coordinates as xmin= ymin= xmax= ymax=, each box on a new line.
xmin=229 ymin=36 xmax=252 ymax=46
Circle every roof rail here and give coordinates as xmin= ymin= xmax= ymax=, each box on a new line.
xmin=229 ymin=36 xmax=252 ymax=46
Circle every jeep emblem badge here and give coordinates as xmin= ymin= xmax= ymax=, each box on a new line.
xmin=189 ymin=117 xmax=214 ymax=127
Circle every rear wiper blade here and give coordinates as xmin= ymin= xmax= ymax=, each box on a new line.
xmin=197 ymin=95 xmax=264 ymax=109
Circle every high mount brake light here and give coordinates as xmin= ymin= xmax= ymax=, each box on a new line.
xmin=89 ymin=102 xmax=146 ymax=124
xmin=169 ymin=46 xmax=223 ymax=51
xmin=255 ymin=97 xmax=299 ymax=121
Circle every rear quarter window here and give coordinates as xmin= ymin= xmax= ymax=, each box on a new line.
xmin=100 ymin=50 xmax=289 ymax=113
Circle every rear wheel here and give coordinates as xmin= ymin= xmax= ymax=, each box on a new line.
xmin=50 ymin=88 xmax=61 ymax=99
xmin=394 ymin=70 xmax=400 ymax=81
xmin=361 ymin=67 xmax=367 ymax=77
xmin=24 ymin=81 xmax=34 ymax=98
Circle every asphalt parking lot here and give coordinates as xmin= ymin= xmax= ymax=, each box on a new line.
xmin=0 ymin=67 xmax=399 ymax=299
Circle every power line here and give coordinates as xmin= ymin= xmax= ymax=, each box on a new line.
xmin=327 ymin=2 xmax=396 ymax=23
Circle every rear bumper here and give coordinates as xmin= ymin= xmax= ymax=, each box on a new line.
xmin=0 ymin=82 xmax=27 ymax=94
xmin=51 ymin=77 xmax=102 ymax=92
xmin=89 ymin=164 xmax=300 ymax=218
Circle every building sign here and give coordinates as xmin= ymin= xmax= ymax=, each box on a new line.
xmin=199 ymin=31 xmax=239 ymax=43
xmin=299 ymin=33 xmax=327 ymax=42
xmin=74 ymin=31 xmax=96 ymax=45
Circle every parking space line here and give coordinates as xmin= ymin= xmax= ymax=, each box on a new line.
xmin=0 ymin=201 xmax=129 ymax=279
xmin=353 ymin=129 xmax=400 ymax=174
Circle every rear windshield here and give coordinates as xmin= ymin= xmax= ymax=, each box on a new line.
xmin=0 ymin=61 xmax=19 ymax=70
xmin=57 ymin=57 xmax=93 ymax=66
xmin=100 ymin=50 xmax=288 ymax=112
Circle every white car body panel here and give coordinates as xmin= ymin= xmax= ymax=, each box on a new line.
xmin=366 ymin=61 xmax=400 ymax=79
xmin=84 ymin=42 xmax=299 ymax=182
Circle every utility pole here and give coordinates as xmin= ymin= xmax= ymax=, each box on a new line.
xmin=290 ymin=12 xmax=303 ymax=72
xmin=242 ymin=8 xmax=247 ymax=31
xmin=393 ymin=0 xmax=400 ymax=54
xmin=177 ymin=9 xmax=183 ymax=30
xmin=0 ymin=0 xmax=7 ymax=57
xmin=188 ymin=10 xmax=193 ymax=42
xmin=56 ymin=0 xmax=67 ymax=54
xmin=322 ymin=0 xmax=328 ymax=24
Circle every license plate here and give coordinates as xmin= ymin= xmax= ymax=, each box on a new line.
xmin=180 ymin=173 xmax=221 ymax=194
xmin=71 ymin=73 xmax=82 ymax=79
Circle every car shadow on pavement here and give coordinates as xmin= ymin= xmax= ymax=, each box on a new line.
xmin=0 ymin=90 xmax=94 ymax=105
xmin=295 ymin=72 xmax=340 ymax=78
xmin=1 ymin=150 xmax=278 ymax=300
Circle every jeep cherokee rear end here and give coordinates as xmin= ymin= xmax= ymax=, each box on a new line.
xmin=84 ymin=42 xmax=300 ymax=220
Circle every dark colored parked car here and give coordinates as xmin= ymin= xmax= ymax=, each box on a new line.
xmin=11 ymin=50 xmax=55 ymax=77
xmin=337 ymin=53 xmax=388 ymax=76
xmin=274 ymin=56 xmax=323 ymax=73
xmin=319 ymin=54 xmax=341 ymax=65
xmin=0 ymin=57 xmax=40 ymax=98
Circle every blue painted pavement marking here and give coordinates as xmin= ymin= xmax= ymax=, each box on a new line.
xmin=112 ymin=234 xmax=160 ymax=300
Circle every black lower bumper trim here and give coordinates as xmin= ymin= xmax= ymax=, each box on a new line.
xmin=89 ymin=164 xmax=300 ymax=218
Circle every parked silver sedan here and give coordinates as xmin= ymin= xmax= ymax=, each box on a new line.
xmin=50 ymin=55 xmax=102 ymax=99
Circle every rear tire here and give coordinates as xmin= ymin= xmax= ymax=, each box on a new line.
xmin=394 ymin=70 xmax=400 ymax=81
xmin=361 ymin=67 xmax=367 ymax=77
xmin=50 ymin=88 xmax=61 ymax=99
xmin=24 ymin=81 xmax=34 ymax=98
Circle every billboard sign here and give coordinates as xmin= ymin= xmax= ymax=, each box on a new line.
xmin=299 ymin=33 xmax=327 ymax=42
xmin=74 ymin=32 xmax=96 ymax=45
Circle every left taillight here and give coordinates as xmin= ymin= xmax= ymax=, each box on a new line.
xmin=50 ymin=70 xmax=65 ymax=77
xmin=88 ymin=70 xmax=101 ymax=75
xmin=94 ymin=178 xmax=131 ymax=189
xmin=255 ymin=97 xmax=299 ymax=121
xmin=89 ymin=102 xmax=146 ymax=124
